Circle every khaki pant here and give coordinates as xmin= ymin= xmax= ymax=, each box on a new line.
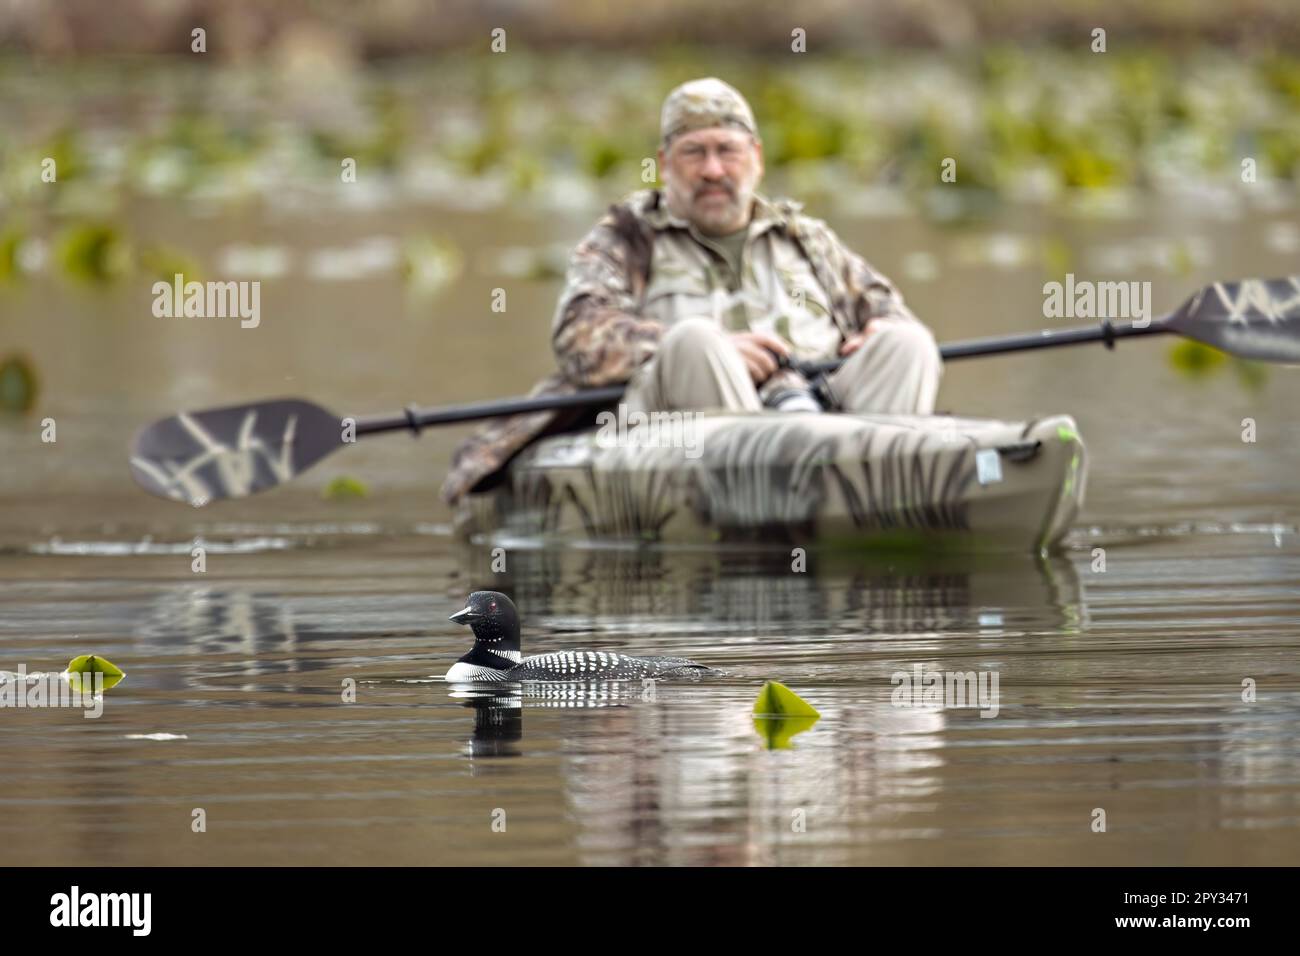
xmin=624 ymin=316 xmax=942 ymax=415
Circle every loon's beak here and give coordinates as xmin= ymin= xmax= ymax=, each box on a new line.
xmin=449 ymin=606 xmax=478 ymax=625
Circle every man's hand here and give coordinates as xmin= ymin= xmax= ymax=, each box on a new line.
xmin=838 ymin=319 xmax=888 ymax=357
xmin=730 ymin=331 xmax=790 ymax=384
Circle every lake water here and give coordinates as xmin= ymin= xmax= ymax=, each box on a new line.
xmin=2 ymin=185 xmax=1298 ymax=865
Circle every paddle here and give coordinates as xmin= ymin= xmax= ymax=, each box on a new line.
xmin=130 ymin=275 xmax=1298 ymax=505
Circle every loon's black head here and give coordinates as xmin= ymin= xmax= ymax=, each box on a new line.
xmin=449 ymin=591 xmax=522 ymax=654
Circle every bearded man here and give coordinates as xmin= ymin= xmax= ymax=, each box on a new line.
xmin=442 ymin=77 xmax=941 ymax=503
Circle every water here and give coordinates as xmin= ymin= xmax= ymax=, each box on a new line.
xmin=2 ymin=163 xmax=1298 ymax=865
xmin=3 ymin=530 xmax=1298 ymax=865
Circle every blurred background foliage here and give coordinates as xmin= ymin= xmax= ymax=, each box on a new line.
xmin=2 ymin=1 xmax=1298 ymax=229
xmin=2 ymin=44 xmax=1297 ymax=279
xmin=0 ymin=3 xmax=1295 ymax=373
xmin=4 ymin=0 xmax=1299 ymax=55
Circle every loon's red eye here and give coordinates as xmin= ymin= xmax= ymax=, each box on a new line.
xmin=490 ymin=601 xmax=497 ymax=611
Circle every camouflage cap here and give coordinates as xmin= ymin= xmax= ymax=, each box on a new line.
xmin=660 ymin=77 xmax=758 ymax=147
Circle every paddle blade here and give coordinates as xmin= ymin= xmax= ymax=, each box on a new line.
xmin=129 ymin=398 xmax=344 ymax=505
xmin=1170 ymin=277 xmax=1300 ymax=364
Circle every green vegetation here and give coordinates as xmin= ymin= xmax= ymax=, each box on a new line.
xmin=0 ymin=228 xmax=27 ymax=281
xmin=0 ymin=48 xmax=1293 ymax=317
xmin=1 ymin=48 xmax=1296 ymax=218
xmin=1168 ymin=339 xmax=1228 ymax=376
xmin=138 ymin=244 xmax=203 ymax=285
xmin=322 ymin=475 xmax=370 ymax=499
xmin=1168 ymin=340 xmax=1271 ymax=390
xmin=57 ymin=223 xmax=131 ymax=282
xmin=753 ymin=680 xmax=820 ymax=717
xmin=752 ymin=681 xmax=820 ymax=749
xmin=0 ymin=355 xmax=38 ymax=413
xmin=64 ymin=654 xmax=126 ymax=692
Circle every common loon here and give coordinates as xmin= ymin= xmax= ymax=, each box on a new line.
xmin=445 ymin=591 xmax=714 ymax=682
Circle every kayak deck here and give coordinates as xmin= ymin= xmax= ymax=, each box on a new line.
xmin=455 ymin=411 xmax=1087 ymax=553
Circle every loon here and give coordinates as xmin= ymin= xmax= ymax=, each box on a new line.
xmin=445 ymin=591 xmax=714 ymax=682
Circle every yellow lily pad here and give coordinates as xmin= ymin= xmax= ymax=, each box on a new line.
xmin=753 ymin=680 xmax=820 ymax=717
xmin=753 ymin=682 xmax=820 ymax=748
xmin=58 ymin=223 xmax=132 ymax=283
xmin=0 ymin=355 xmax=38 ymax=413
xmin=752 ymin=715 xmax=820 ymax=750
xmin=63 ymin=654 xmax=126 ymax=693
xmin=323 ymin=475 xmax=369 ymax=500
xmin=1168 ymin=339 xmax=1227 ymax=377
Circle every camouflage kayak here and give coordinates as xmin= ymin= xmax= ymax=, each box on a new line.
xmin=455 ymin=412 xmax=1087 ymax=553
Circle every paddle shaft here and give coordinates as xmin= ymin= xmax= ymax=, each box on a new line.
xmin=353 ymin=385 xmax=627 ymax=435
xmin=806 ymin=315 xmax=1170 ymax=374
xmin=353 ymin=316 xmax=1172 ymax=436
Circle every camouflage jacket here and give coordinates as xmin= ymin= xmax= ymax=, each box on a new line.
xmin=440 ymin=187 xmax=921 ymax=503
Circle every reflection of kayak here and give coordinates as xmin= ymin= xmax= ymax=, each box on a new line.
xmin=455 ymin=412 xmax=1087 ymax=553
xmin=459 ymin=544 xmax=1087 ymax=636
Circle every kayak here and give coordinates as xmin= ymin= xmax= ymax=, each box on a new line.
xmin=454 ymin=411 xmax=1087 ymax=552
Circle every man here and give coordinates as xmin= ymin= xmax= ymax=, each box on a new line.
xmin=441 ymin=77 xmax=941 ymax=504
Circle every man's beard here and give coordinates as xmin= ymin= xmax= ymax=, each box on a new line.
xmin=666 ymin=177 xmax=755 ymax=234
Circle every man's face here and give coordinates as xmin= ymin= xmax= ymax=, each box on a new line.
xmin=659 ymin=127 xmax=763 ymax=236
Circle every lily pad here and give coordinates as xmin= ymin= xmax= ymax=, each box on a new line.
xmin=0 ymin=229 xmax=24 ymax=281
xmin=753 ymin=680 xmax=820 ymax=717
xmin=1168 ymin=339 xmax=1227 ymax=377
xmin=138 ymin=244 xmax=202 ymax=285
xmin=752 ymin=714 xmax=820 ymax=750
xmin=752 ymin=682 xmax=820 ymax=748
xmin=0 ymin=355 xmax=38 ymax=413
xmin=323 ymin=475 xmax=369 ymax=500
xmin=63 ymin=654 xmax=126 ymax=693
xmin=58 ymin=223 xmax=132 ymax=283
